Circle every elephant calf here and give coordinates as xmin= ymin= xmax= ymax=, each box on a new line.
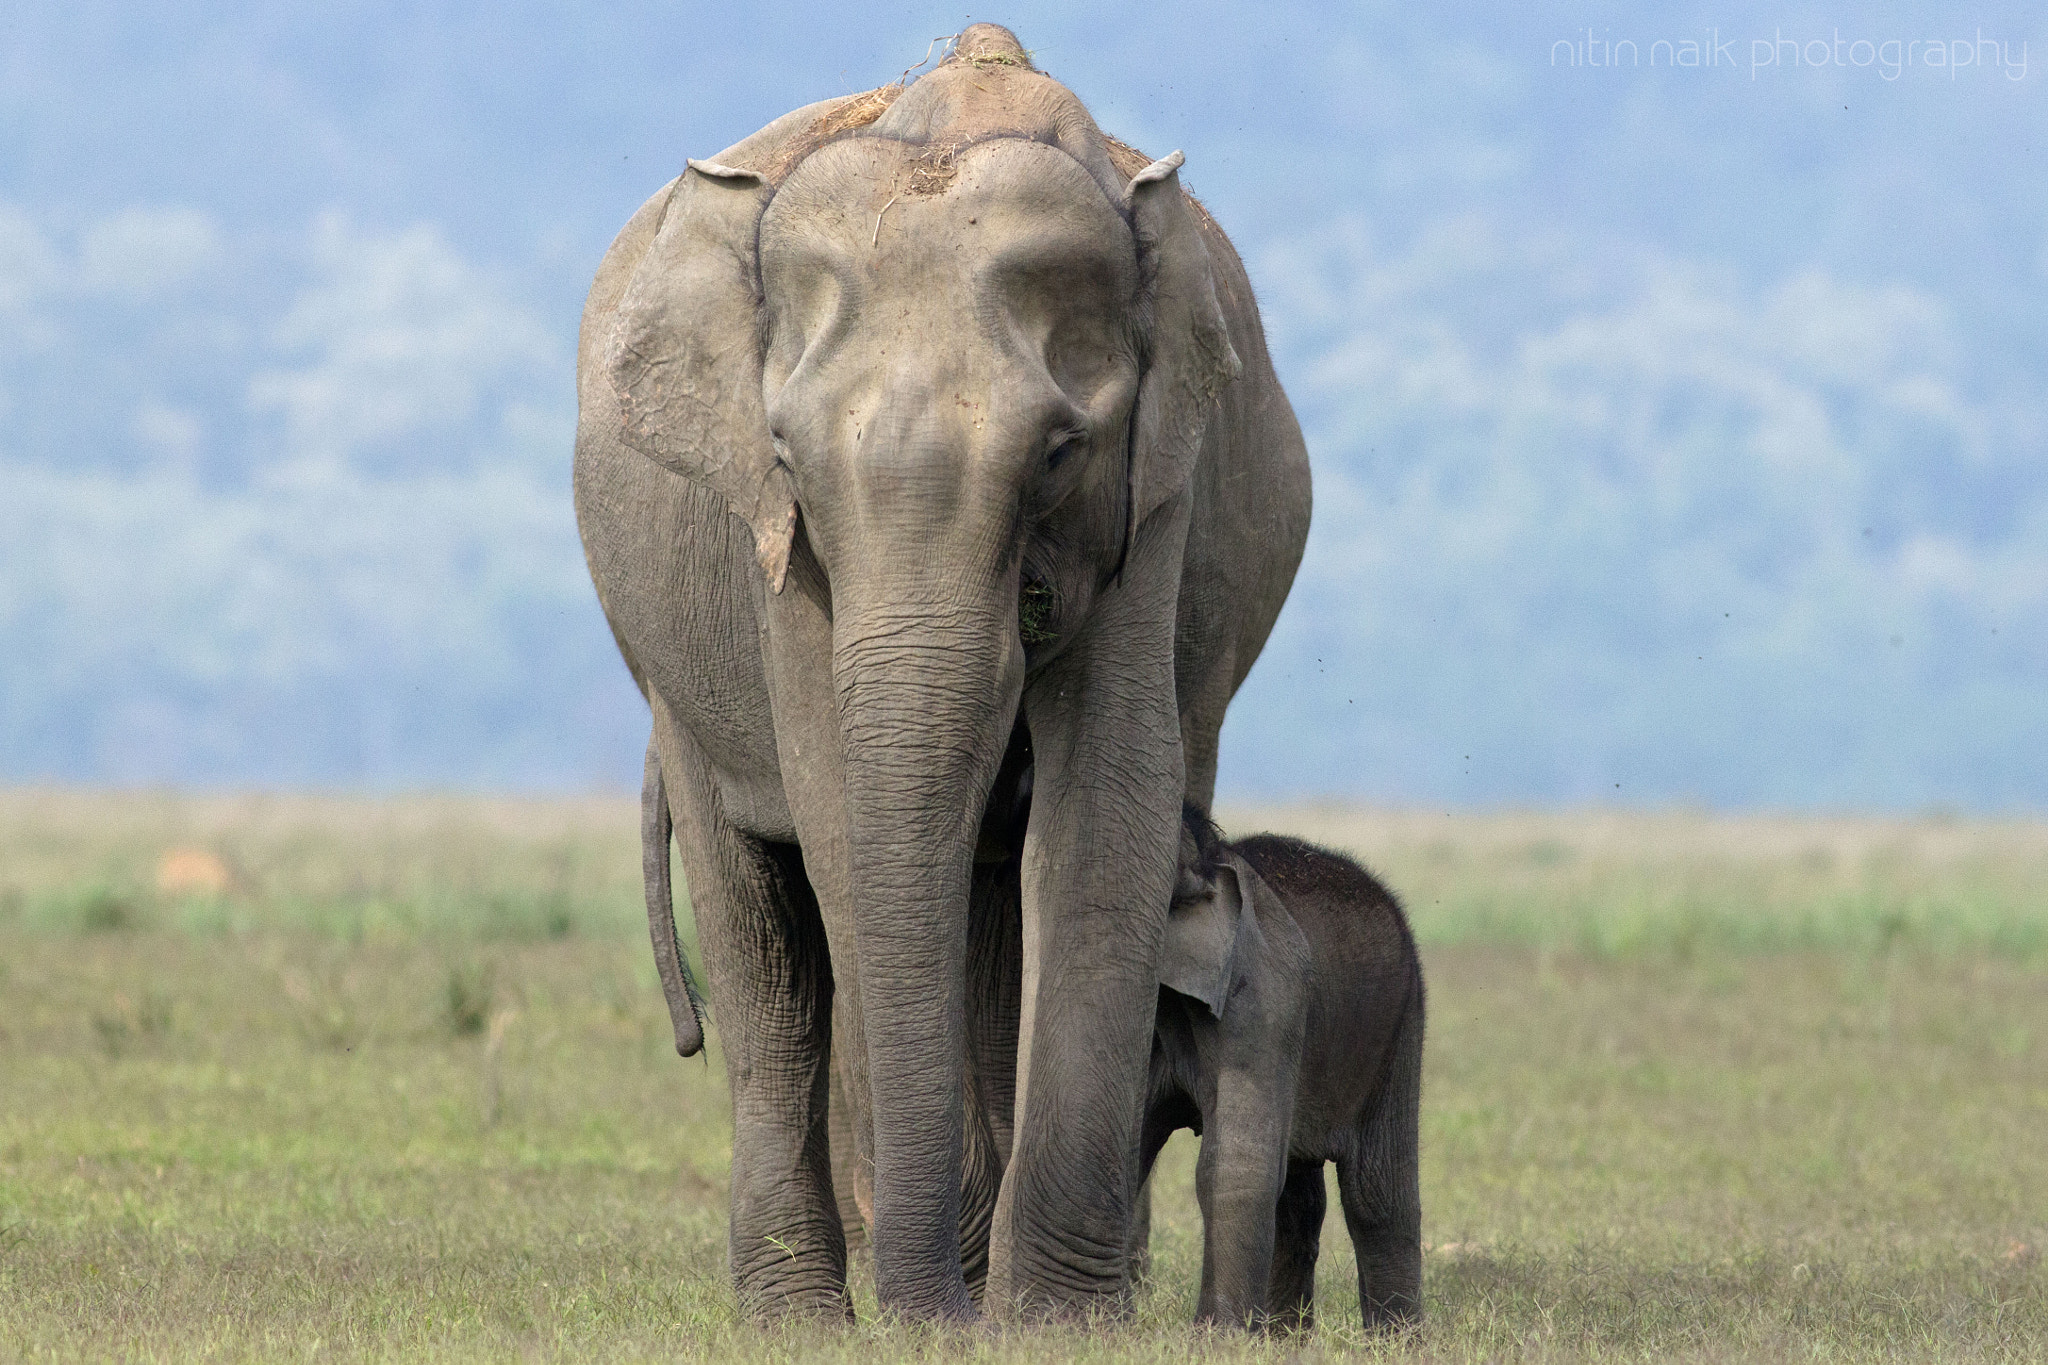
xmin=1143 ymin=815 xmax=1425 ymax=1330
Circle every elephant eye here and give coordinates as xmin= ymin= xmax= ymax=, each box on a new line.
xmin=1046 ymin=434 xmax=1084 ymax=471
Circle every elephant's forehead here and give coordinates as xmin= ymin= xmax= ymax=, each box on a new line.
xmin=760 ymin=137 xmax=1137 ymax=297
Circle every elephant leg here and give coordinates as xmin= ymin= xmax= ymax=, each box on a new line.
xmin=827 ymin=1064 xmax=870 ymax=1255
xmin=1192 ymin=901 xmax=1305 ymax=1329
xmin=654 ymin=716 xmax=847 ymax=1318
xmin=1337 ymin=990 xmax=1424 ymax=1329
xmin=1190 ymin=1082 xmax=1289 ymax=1328
xmin=1266 ymin=1159 xmax=1326 ymax=1332
xmin=959 ymin=857 xmax=1022 ymax=1301
xmin=1130 ymin=1077 xmax=1200 ymax=1294
xmin=1125 ymin=1177 xmax=1154 ymax=1286
xmin=1335 ymin=1154 xmax=1420 ymax=1331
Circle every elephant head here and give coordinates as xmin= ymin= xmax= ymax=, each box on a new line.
xmin=1160 ymin=810 xmax=1262 ymax=1017
xmin=601 ymin=24 xmax=1241 ymax=1313
xmin=606 ymin=48 xmax=1239 ymax=611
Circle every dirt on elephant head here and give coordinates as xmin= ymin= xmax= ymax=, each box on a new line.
xmin=761 ymin=84 xmax=907 ymax=184
xmin=753 ymin=25 xmax=1215 ymax=230
xmin=758 ymin=25 xmax=1087 ymax=193
xmin=758 ymin=25 xmax=1038 ymax=185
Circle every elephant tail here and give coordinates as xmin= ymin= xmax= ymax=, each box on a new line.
xmin=643 ymin=738 xmax=707 ymax=1057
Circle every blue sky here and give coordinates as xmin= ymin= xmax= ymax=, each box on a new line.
xmin=2 ymin=2 xmax=2044 ymax=805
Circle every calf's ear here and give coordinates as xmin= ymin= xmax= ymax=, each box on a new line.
xmin=1159 ymin=859 xmax=1249 ymax=1018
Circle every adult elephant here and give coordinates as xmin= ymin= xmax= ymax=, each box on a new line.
xmin=575 ymin=25 xmax=1309 ymax=1322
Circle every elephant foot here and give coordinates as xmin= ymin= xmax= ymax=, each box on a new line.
xmin=736 ymin=1279 xmax=856 ymax=1325
xmin=872 ymin=1276 xmax=979 ymax=1326
xmin=990 ymin=1269 xmax=1135 ymax=1326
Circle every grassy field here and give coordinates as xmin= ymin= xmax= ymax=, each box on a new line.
xmin=1 ymin=790 xmax=2043 ymax=1361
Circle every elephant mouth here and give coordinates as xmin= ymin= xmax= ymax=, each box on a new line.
xmin=1018 ymin=575 xmax=1060 ymax=648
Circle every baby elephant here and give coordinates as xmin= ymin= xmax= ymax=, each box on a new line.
xmin=1144 ymin=815 xmax=1425 ymax=1330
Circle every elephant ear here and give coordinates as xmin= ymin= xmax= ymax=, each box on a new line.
xmin=606 ymin=159 xmax=799 ymax=593
xmin=1160 ymin=856 xmax=1251 ymax=1018
xmin=1124 ymin=152 xmax=1243 ymax=562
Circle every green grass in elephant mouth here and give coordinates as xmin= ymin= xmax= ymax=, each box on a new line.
xmin=1018 ymin=576 xmax=1061 ymax=647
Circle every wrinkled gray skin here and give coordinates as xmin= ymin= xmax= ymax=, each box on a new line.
xmin=1145 ymin=825 xmax=1426 ymax=1331
xmin=576 ymin=25 xmax=1309 ymax=1321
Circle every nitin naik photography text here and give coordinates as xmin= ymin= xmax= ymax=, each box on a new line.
xmin=1552 ymin=26 xmax=2028 ymax=80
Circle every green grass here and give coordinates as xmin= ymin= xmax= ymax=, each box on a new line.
xmin=0 ymin=790 xmax=639 ymax=943
xmin=6 ymin=792 xmax=2045 ymax=960
xmin=1227 ymin=804 xmax=2048 ymax=962
xmin=1 ymin=792 xmax=2044 ymax=1360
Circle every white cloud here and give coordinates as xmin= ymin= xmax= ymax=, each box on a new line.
xmin=0 ymin=453 xmax=606 ymax=783
xmin=1225 ymin=212 xmax=2048 ymax=802
xmin=0 ymin=201 xmax=604 ymax=784
xmin=247 ymin=213 xmax=558 ymax=469
xmin=1 ymin=203 xmax=223 ymax=308
xmin=0 ymin=206 xmax=61 ymax=313
xmin=131 ymin=401 xmax=205 ymax=459
xmin=1267 ymin=217 xmax=2022 ymax=589
xmin=78 ymin=206 xmax=223 ymax=296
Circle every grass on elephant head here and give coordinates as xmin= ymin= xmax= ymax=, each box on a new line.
xmin=1 ymin=790 xmax=2044 ymax=1361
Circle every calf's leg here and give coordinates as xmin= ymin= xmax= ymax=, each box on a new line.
xmin=1265 ymin=1158 xmax=1326 ymax=1331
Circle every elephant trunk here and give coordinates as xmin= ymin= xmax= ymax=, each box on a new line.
xmin=832 ymin=584 xmax=1021 ymax=1319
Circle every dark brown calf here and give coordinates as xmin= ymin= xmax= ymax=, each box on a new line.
xmin=1143 ymin=816 xmax=1425 ymax=1330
